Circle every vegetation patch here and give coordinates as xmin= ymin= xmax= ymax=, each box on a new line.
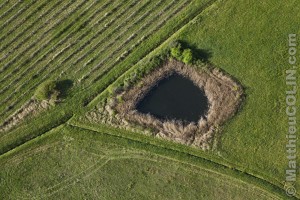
xmin=34 ymin=79 xmax=73 ymax=104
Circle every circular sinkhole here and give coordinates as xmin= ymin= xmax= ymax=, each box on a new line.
xmin=136 ymin=73 xmax=209 ymax=123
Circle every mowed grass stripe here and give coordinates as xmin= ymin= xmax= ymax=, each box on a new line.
xmin=33 ymin=1 xmax=138 ymax=78
xmin=0 ymin=1 xmax=64 ymax=64
xmin=0 ymin=0 xmax=144 ymax=108
xmin=0 ymin=0 xmax=68 ymax=72
xmin=0 ymin=0 xmax=38 ymax=34
xmin=0 ymin=0 xmax=118 ymax=103
xmin=70 ymin=0 xmax=157 ymax=77
xmin=86 ymin=0 xmax=191 ymax=83
xmin=0 ymin=0 xmax=49 ymax=47
xmin=0 ymin=0 xmax=9 ymax=11
xmin=60 ymin=0 xmax=145 ymax=77
xmin=49 ymin=0 xmax=151 ymax=80
xmin=35 ymin=0 xmax=126 ymax=79
xmin=0 ymin=0 xmax=120 ymax=118
xmin=0 ymin=0 xmax=88 ymax=75
xmin=0 ymin=0 xmax=87 ymax=76
xmin=0 ymin=0 xmax=96 ymax=95
xmin=0 ymin=0 xmax=23 ymax=22
xmin=12 ymin=0 xmax=146 ymax=91
xmin=0 ymin=0 xmax=105 ymax=85
xmin=0 ymin=0 xmax=142 ymax=116
xmin=68 ymin=0 xmax=169 ymax=80
xmin=6 ymin=0 xmax=162 ymax=94
xmin=70 ymin=0 xmax=147 ymax=73
xmin=0 ymin=0 xmax=104 ymax=86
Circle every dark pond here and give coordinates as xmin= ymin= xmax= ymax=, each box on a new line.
xmin=136 ymin=73 xmax=209 ymax=123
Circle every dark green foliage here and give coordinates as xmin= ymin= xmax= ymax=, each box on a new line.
xmin=170 ymin=40 xmax=183 ymax=60
xmin=170 ymin=46 xmax=182 ymax=60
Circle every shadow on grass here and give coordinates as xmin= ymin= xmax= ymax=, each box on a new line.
xmin=56 ymin=79 xmax=73 ymax=98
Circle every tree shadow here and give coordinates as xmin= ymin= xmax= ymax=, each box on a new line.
xmin=56 ymin=79 xmax=73 ymax=98
xmin=177 ymin=40 xmax=213 ymax=62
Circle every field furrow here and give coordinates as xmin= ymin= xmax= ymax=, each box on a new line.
xmin=0 ymin=0 xmax=148 ymax=109
xmin=0 ymin=0 xmax=23 ymax=23
xmin=0 ymin=0 xmax=49 ymax=44
xmin=0 ymin=0 xmax=88 ymax=73
xmin=0 ymin=0 xmax=93 ymax=90
xmin=0 ymin=0 xmax=38 ymax=34
xmin=0 ymin=0 xmax=9 ymax=11
xmin=85 ymin=0 xmax=191 ymax=83
xmin=0 ymin=1 xmax=68 ymax=71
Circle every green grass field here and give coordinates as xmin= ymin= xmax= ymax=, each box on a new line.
xmin=176 ymin=0 xmax=300 ymax=191
xmin=0 ymin=125 xmax=283 ymax=199
xmin=0 ymin=0 xmax=299 ymax=199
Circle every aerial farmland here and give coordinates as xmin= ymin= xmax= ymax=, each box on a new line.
xmin=0 ymin=0 xmax=299 ymax=199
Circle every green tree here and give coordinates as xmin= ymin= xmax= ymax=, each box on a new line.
xmin=170 ymin=46 xmax=182 ymax=60
xmin=170 ymin=41 xmax=182 ymax=60
xmin=182 ymin=49 xmax=193 ymax=64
